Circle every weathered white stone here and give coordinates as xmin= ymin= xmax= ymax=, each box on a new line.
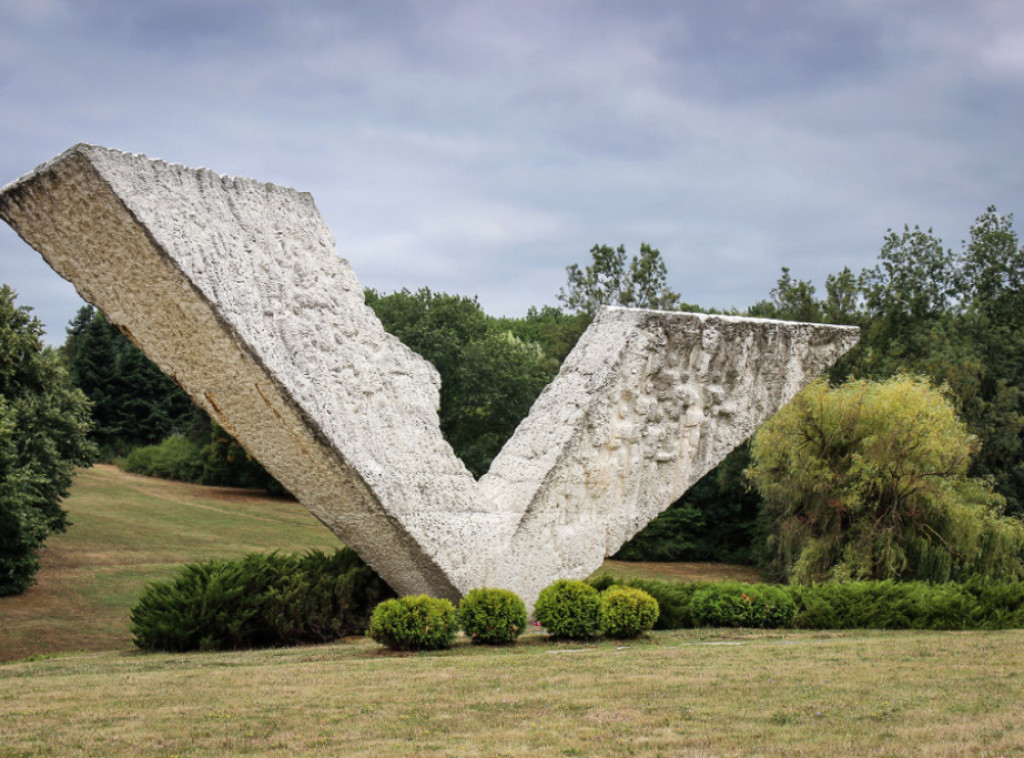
xmin=0 ymin=145 xmax=859 ymax=608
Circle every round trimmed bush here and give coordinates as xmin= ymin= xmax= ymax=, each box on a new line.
xmin=458 ymin=587 xmax=528 ymax=645
xmin=600 ymin=586 xmax=660 ymax=639
xmin=534 ymin=579 xmax=602 ymax=640
xmin=367 ymin=595 xmax=458 ymax=651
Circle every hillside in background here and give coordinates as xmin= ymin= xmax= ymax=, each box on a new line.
xmin=0 ymin=465 xmax=340 ymax=661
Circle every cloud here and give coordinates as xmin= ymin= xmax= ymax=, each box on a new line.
xmin=1 ymin=1 xmax=1022 ymax=340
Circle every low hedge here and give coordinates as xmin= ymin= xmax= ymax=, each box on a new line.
xmin=590 ymin=574 xmax=707 ymax=629
xmin=789 ymin=578 xmax=1024 ymax=630
xmin=589 ymin=575 xmax=1024 ymax=631
xmin=131 ymin=548 xmax=394 ymax=652
xmin=690 ymin=582 xmax=796 ymax=628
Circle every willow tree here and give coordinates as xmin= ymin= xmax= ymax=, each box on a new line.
xmin=747 ymin=376 xmax=1024 ymax=584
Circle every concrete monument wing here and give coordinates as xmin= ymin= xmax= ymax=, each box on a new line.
xmin=0 ymin=145 xmax=859 ymax=607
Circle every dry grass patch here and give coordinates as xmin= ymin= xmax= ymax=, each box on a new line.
xmin=2 ymin=629 xmax=1023 ymax=756
xmin=595 ymin=559 xmax=762 ymax=584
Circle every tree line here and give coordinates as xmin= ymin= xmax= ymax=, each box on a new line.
xmin=2 ymin=206 xmax=1023 ymax=595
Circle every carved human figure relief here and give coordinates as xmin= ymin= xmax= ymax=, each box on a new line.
xmin=0 ymin=145 xmax=859 ymax=607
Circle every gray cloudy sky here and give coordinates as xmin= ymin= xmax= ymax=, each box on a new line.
xmin=2 ymin=1 xmax=1022 ymax=342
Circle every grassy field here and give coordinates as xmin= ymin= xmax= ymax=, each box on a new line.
xmin=3 ymin=465 xmax=1024 ymax=756
xmin=3 ymin=628 xmax=1023 ymax=756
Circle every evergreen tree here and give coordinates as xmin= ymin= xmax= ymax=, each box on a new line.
xmin=65 ymin=307 xmax=197 ymax=457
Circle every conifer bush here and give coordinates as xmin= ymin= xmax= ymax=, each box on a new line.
xmin=600 ymin=586 xmax=660 ymax=638
xmin=130 ymin=548 xmax=393 ymax=652
xmin=689 ymin=582 xmax=796 ymax=628
xmin=262 ymin=549 xmax=394 ymax=644
xmin=590 ymin=575 xmax=1024 ymax=631
xmin=367 ymin=595 xmax=459 ymax=651
xmin=534 ymin=579 xmax=602 ymax=640
xmin=458 ymin=587 xmax=528 ymax=644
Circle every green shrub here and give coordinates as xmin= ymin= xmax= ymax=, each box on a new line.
xmin=961 ymin=576 xmax=1024 ymax=629
xmin=131 ymin=554 xmax=281 ymax=651
xmin=120 ymin=434 xmax=205 ymax=483
xmin=367 ymin=595 xmax=459 ymax=651
xmin=596 ymin=575 xmax=1024 ymax=632
xmin=600 ymin=586 xmax=660 ymax=638
xmin=534 ymin=579 xmax=602 ymax=640
xmin=790 ymin=579 xmax=1024 ymax=631
xmin=690 ymin=582 xmax=796 ymax=628
xmin=591 ymin=576 xmax=709 ymax=629
xmin=119 ymin=428 xmax=285 ymax=492
xmin=262 ymin=549 xmax=394 ymax=644
xmin=458 ymin=587 xmax=528 ymax=645
xmin=131 ymin=548 xmax=393 ymax=651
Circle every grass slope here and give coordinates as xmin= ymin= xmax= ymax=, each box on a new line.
xmin=0 ymin=465 xmax=341 ymax=661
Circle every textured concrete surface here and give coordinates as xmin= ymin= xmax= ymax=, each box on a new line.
xmin=1 ymin=145 xmax=859 ymax=608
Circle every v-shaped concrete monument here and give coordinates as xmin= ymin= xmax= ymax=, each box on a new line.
xmin=1 ymin=145 xmax=858 ymax=607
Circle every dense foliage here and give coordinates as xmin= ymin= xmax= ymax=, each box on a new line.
xmin=130 ymin=548 xmax=393 ymax=651
xmin=748 ymin=376 xmax=1024 ymax=583
xmin=364 ymin=288 xmax=565 ymax=476
xmin=367 ymin=595 xmax=459 ymax=651
xmin=690 ymin=583 xmax=797 ymax=628
xmin=0 ymin=286 xmax=96 ymax=595
xmin=591 ymin=575 xmax=1024 ymax=631
xmin=748 ymin=208 xmax=1024 ymax=516
xmin=65 ymin=307 xmax=198 ymax=457
xmin=534 ymin=579 xmax=603 ymax=640
xmin=599 ymin=586 xmax=660 ymax=639
xmin=457 ymin=587 xmax=528 ymax=645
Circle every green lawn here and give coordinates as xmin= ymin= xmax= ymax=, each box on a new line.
xmin=3 ymin=465 xmax=1024 ymax=755
xmin=3 ymin=628 xmax=1023 ymax=756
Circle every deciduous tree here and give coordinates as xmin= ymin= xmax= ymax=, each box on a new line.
xmin=1 ymin=286 xmax=96 ymax=595
xmin=747 ymin=376 xmax=1024 ymax=584
xmin=557 ymin=243 xmax=683 ymax=317
xmin=365 ymin=288 xmax=559 ymax=476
